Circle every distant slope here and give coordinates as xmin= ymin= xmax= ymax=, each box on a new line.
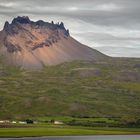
xmin=0 ymin=58 xmax=139 ymax=121
xmin=0 ymin=16 xmax=106 ymax=69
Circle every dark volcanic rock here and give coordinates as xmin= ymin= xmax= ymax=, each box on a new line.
xmin=65 ymin=29 xmax=70 ymax=37
xmin=59 ymin=22 xmax=65 ymax=29
xmin=4 ymin=41 xmax=21 ymax=53
xmin=4 ymin=22 xmax=20 ymax=35
xmin=12 ymin=16 xmax=30 ymax=24
xmin=3 ymin=21 xmax=10 ymax=31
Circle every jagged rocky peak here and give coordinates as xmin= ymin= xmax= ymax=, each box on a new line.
xmin=3 ymin=21 xmax=10 ymax=32
xmin=0 ymin=16 xmax=106 ymax=69
xmin=12 ymin=16 xmax=31 ymax=24
xmin=2 ymin=16 xmax=71 ymax=53
xmin=3 ymin=16 xmax=70 ymax=36
xmin=4 ymin=21 xmax=10 ymax=28
xmin=59 ymin=22 xmax=65 ymax=29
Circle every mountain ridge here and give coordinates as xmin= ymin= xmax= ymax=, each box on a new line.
xmin=0 ymin=16 xmax=106 ymax=69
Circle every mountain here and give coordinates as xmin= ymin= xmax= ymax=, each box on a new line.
xmin=0 ymin=16 xmax=140 ymax=124
xmin=0 ymin=16 xmax=106 ymax=69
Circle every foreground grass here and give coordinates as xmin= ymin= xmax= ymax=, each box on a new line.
xmin=0 ymin=127 xmax=140 ymax=137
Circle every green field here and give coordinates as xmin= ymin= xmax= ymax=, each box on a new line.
xmin=0 ymin=57 xmax=140 ymax=125
xmin=0 ymin=126 xmax=140 ymax=137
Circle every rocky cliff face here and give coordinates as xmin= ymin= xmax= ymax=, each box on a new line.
xmin=0 ymin=16 xmax=106 ymax=69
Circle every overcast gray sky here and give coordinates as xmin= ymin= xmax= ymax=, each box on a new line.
xmin=0 ymin=0 xmax=140 ymax=57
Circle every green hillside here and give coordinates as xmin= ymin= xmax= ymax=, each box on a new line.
xmin=0 ymin=58 xmax=140 ymax=124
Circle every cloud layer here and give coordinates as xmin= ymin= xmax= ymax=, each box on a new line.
xmin=0 ymin=0 xmax=140 ymax=57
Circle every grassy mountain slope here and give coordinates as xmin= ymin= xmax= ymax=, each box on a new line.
xmin=0 ymin=58 xmax=140 ymax=122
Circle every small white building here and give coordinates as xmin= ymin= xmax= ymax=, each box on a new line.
xmin=0 ymin=120 xmax=4 ymax=123
xmin=0 ymin=120 xmax=10 ymax=123
xmin=54 ymin=121 xmax=63 ymax=125
xmin=19 ymin=121 xmax=26 ymax=124
xmin=12 ymin=121 xmax=17 ymax=124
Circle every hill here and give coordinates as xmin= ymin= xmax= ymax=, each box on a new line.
xmin=0 ymin=57 xmax=139 ymax=123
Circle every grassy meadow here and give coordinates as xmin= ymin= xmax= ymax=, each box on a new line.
xmin=0 ymin=126 xmax=140 ymax=137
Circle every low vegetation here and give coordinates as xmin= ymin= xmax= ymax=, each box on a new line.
xmin=0 ymin=126 xmax=140 ymax=137
xmin=0 ymin=57 xmax=140 ymax=127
